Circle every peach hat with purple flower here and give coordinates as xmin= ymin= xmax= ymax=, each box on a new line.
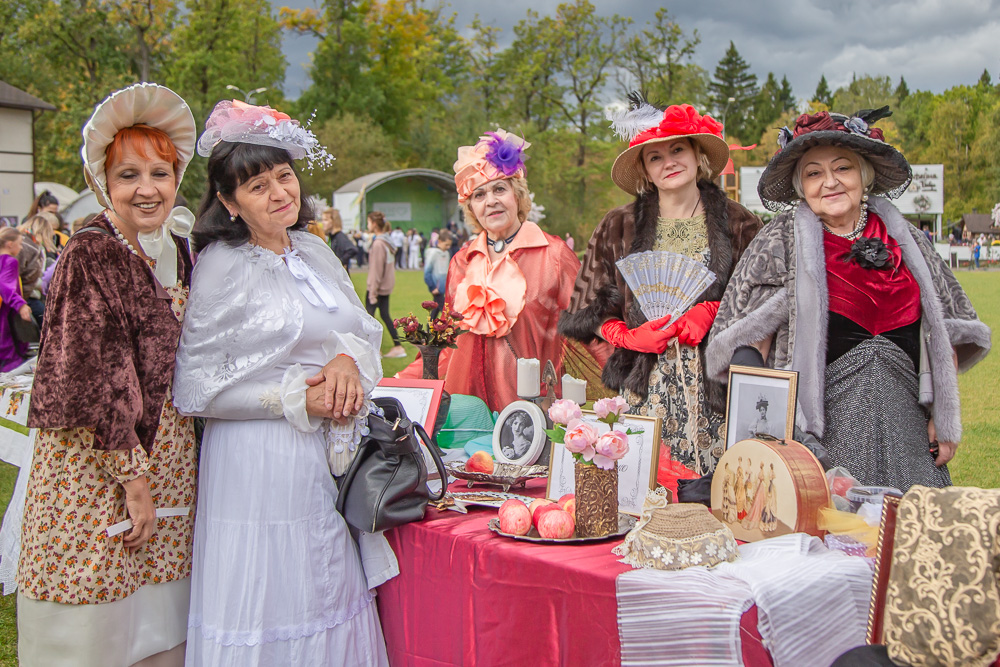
xmin=453 ymin=129 xmax=530 ymax=203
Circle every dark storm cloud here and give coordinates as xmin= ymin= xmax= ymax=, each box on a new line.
xmin=280 ymin=0 xmax=999 ymax=100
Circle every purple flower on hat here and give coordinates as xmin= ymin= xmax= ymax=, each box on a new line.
xmin=482 ymin=132 xmax=528 ymax=177
xmin=844 ymin=116 xmax=869 ymax=136
xmin=777 ymin=127 xmax=793 ymax=150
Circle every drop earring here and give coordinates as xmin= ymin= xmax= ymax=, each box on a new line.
xmin=229 ymin=212 xmax=237 ymax=222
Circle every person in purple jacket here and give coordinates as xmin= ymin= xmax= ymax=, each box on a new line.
xmin=0 ymin=227 xmax=32 ymax=370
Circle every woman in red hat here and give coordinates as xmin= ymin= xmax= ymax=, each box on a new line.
xmin=560 ymin=97 xmax=761 ymax=476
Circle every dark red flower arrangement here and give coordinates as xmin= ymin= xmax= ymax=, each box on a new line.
xmin=393 ymin=302 xmax=465 ymax=347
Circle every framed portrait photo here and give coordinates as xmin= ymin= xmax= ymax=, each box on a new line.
xmin=493 ymin=401 xmax=547 ymax=466
xmin=546 ymin=412 xmax=662 ymax=517
xmin=371 ymin=378 xmax=445 ymax=432
xmin=724 ymin=365 xmax=799 ymax=449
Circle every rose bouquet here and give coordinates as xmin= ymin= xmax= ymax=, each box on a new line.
xmin=393 ymin=301 xmax=465 ymax=348
xmin=546 ymin=397 xmax=633 ymax=470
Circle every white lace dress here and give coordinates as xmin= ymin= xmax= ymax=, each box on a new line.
xmin=173 ymin=232 xmax=389 ymax=666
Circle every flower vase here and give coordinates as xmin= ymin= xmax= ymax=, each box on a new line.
xmin=415 ymin=345 xmax=443 ymax=380
xmin=574 ymin=461 xmax=618 ymax=537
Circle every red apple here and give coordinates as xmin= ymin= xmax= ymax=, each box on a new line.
xmin=557 ymin=493 xmax=575 ymax=508
xmin=465 ymin=451 xmax=494 ymax=474
xmin=561 ymin=498 xmax=576 ymax=519
xmin=528 ymin=498 xmax=554 ymax=522
xmin=537 ymin=508 xmax=575 ymax=539
xmin=533 ymin=503 xmax=562 ymax=529
xmin=498 ymin=499 xmax=531 ymax=536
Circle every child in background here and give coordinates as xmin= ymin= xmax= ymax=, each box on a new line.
xmin=424 ymin=231 xmax=452 ymax=319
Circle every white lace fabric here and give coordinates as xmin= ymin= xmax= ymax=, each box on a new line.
xmin=173 ymin=230 xmax=383 ymax=426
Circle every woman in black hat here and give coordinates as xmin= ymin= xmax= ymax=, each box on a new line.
xmin=707 ymin=108 xmax=991 ymax=491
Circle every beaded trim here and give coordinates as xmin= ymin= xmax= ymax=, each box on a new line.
xmin=822 ymin=196 xmax=869 ymax=240
xmin=109 ymin=219 xmax=156 ymax=268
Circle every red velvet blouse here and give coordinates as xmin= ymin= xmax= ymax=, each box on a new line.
xmin=824 ymin=212 xmax=921 ymax=335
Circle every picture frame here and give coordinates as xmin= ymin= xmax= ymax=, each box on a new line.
xmin=371 ymin=378 xmax=445 ymax=432
xmin=724 ymin=365 xmax=799 ymax=449
xmin=493 ymin=401 xmax=547 ymax=466
xmin=546 ymin=412 xmax=662 ymax=517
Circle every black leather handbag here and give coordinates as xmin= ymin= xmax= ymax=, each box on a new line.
xmin=336 ymin=397 xmax=448 ymax=533
xmin=8 ymin=310 xmax=40 ymax=345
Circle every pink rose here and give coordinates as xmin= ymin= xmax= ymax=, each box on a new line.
xmin=563 ymin=419 xmax=599 ymax=459
xmin=593 ymin=396 xmax=629 ymax=420
xmin=548 ymin=399 xmax=582 ymax=426
xmin=596 ymin=429 xmax=629 ymax=460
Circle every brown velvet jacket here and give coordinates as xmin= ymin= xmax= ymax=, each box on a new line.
xmin=27 ymin=213 xmax=193 ymax=452
xmin=558 ymin=181 xmax=762 ymax=406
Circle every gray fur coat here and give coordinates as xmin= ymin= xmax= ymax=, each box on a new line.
xmin=705 ymin=196 xmax=991 ymax=443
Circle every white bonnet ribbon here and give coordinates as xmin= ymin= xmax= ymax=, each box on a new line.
xmin=283 ymin=249 xmax=340 ymax=312
xmin=137 ymin=206 xmax=195 ymax=287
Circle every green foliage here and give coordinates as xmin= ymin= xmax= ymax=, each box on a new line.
xmin=615 ymin=7 xmax=706 ymax=107
xmin=709 ymin=42 xmax=758 ymax=143
xmin=813 ymin=74 xmax=833 ymax=106
xmin=830 ymin=74 xmax=895 ymax=114
xmin=298 ymin=112 xmax=400 ymax=199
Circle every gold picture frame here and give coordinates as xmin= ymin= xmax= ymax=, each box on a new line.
xmin=546 ymin=411 xmax=662 ymax=516
xmin=724 ymin=365 xmax=799 ymax=448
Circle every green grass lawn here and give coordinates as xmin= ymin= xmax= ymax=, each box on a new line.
xmin=0 ymin=266 xmax=996 ymax=660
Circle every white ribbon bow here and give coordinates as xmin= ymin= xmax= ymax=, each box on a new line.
xmin=282 ymin=249 xmax=340 ymax=312
xmin=137 ymin=206 xmax=195 ymax=287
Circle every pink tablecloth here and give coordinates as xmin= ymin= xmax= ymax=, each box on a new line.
xmin=377 ymin=479 xmax=773 ymax=666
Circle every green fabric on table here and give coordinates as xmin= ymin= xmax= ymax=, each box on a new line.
xmin=463 ymin=434 xmax=495 ymax=458
xmin=435 ymin=394 xmax=496 ymax=449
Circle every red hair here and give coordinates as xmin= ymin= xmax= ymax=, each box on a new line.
xmin=105 ymin=124 xmax=179 ymax=173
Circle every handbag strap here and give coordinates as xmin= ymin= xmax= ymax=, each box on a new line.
xmin=414 ymin=421 xmax=448 ymax=501
xmin=335 ymin=417 xmax=449 ymax=517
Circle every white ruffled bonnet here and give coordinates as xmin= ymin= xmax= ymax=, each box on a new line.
xmin=81 ymin=82 xmax=196 ymax=211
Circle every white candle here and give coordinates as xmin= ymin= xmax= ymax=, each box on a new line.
xmin=562 ymin=374 xmax=587 ymax=405
xmin=516 ymin=358 xmax=541 ymax=398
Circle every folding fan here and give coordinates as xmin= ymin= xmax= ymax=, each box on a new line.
xmin=615 ymin=251 xmax=717 ymax=326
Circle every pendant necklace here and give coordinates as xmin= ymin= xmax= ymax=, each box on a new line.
xmin=488 ymin=224 xmax=522 ymax=253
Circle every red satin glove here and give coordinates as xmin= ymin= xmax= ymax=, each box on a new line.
xmin=663 ymin=301 xmax=720 ymax=347
xmin=600 ymin=315 xmax=673 ymax=354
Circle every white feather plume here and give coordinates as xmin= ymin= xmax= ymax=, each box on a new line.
xmin=607 ymin=103 xmax=664 ymax=143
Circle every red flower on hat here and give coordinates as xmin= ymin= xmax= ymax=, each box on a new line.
xmin=631 ymin=104 xmax=724 ymax=147
xmin=792 ymin=111 xmax=835 ymax=137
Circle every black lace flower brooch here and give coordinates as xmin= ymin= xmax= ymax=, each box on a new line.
xmin=846 ymin=237 xmax=894 ymax=270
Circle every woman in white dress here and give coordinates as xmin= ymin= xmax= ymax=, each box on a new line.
xmin=173 ymin=100 xmax=390 ymax=666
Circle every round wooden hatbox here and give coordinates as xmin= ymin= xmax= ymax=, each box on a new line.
xmin=710 ymin=437 xmax=830 ymax=542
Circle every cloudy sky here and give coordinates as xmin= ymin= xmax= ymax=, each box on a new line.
xmin=280 ymin=0 xmax=999 ymax=102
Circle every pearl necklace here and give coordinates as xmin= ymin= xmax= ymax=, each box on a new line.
xmin=110 ymin=220 xmax=155 ymax=268
xmin=822 ymin=197 xmax=869 ymax=240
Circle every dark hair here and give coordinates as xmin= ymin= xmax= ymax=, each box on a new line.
xmin=193 ymin=142 xmax=313 ymax=252
xmin=367 ymin=210 xmax=389 ymax=233
xmin=38 ymin=190 xmax=58 ymax=209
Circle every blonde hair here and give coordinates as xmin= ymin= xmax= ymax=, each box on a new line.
xmin=459 ymin=176 xmax=533 ymax=233
xmin=637 ymin=139 xmax=714 ymax=193
xmin=323 ymin=208 xmax=342 ymax=234
xmin=0 ymin=227 xmax=22 ymax=250
xmin=792 ymin=149 xmax=876 ymax=199
xmin=19 ymin=212 xmax=58 ymax=254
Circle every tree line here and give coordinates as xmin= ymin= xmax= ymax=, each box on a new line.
xmin=2 ymin=0 xmax=998 ymax=232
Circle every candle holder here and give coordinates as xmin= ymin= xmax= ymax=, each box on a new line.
xmin=517 ymin=360 xmax=559 ymax=467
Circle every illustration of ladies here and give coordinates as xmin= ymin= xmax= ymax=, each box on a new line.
xmin=742 ymin=462 xmax=767 ymax=530
xmin=721 ymin=462 xmax=737 ymax=523
xmin=760 ymin=464 xmax=778 ymax=532
xmin=735 ymin=457 xmax=746 ymax=520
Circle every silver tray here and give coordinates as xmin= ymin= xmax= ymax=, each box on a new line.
xmin=488 ymin=513 xmax=636 ymax=544
xmin=445 ymin=461 xmax=548 ymax=492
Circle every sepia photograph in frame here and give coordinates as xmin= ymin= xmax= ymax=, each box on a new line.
xmin=724 ymin=365 xmax=799 ymax=449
